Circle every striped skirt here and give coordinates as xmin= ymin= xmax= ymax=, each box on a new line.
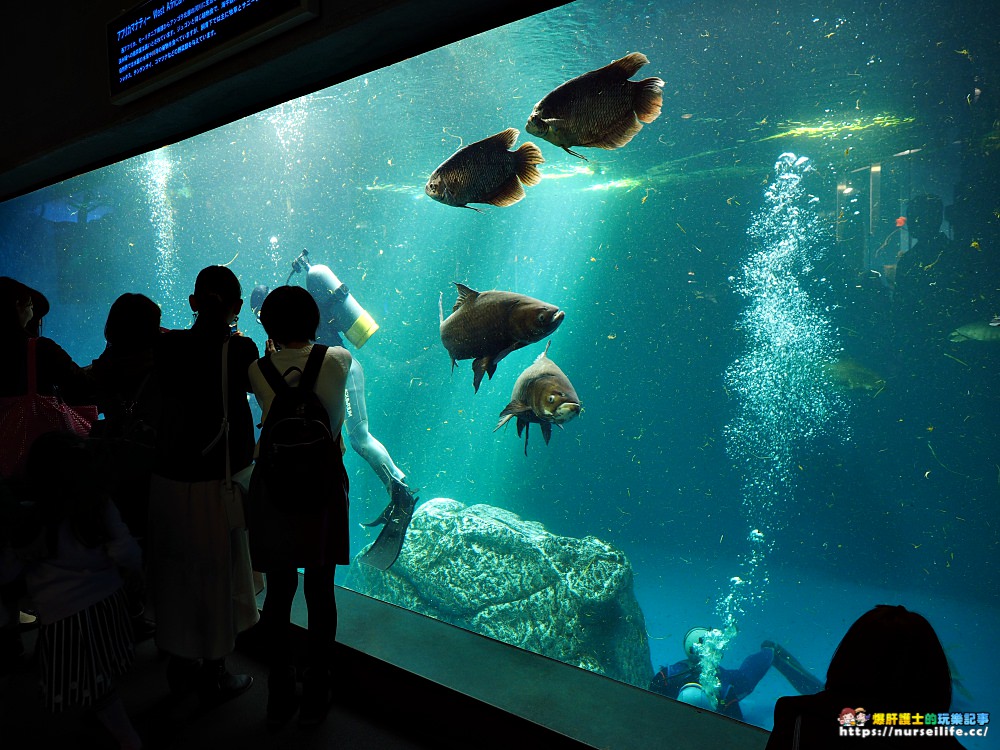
xmin=37 ymin=587 xmax=135 ymax=712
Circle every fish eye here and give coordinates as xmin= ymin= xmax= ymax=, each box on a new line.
xmin=547 ymin=395 xmax=556 ymax=403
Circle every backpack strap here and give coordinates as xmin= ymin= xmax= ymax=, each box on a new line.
xmin=257 ymin=344 xmax=329 ymax=394
xmin=299 ymin=345 xmax=329 ymax=393
xmin=257 ymin=352 xmax=291 ymax=395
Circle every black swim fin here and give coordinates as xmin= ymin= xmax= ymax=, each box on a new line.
xmin=359 ymin=478 xmax=418 ymax=571
xmin=763 ymin=640 xmax=824 ymax=695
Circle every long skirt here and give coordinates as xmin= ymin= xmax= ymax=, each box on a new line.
xmin=147 ymin=474 xmax=259 ymax=660
xmin=38 ymin=588 xmax=134 ymax=713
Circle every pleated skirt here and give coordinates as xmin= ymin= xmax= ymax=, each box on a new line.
xmin=37 ymin=587 xmax=134 ymax=712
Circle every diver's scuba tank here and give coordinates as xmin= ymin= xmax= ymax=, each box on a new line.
xmin=290 ymin=249 xmax=379 ymax=348
xmin=677 ymin=683 xmax=718 ymax=711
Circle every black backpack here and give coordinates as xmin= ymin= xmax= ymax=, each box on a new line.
xmin=255 ymin=345 xmax=343 ymax=512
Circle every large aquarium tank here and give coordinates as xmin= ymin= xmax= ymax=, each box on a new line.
xmin=2 ymin=0 xmax=997 ymax=737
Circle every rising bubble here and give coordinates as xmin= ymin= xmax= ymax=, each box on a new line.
xmin=700 ymin=153 xmax=850 ymax=698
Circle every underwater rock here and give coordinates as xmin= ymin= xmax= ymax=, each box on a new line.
xmin=345 ymin=498 xmax=652 ymax=687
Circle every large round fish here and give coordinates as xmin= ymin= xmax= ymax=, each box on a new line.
xmin=425 ymin=128 xmax=544 ymax=212
xmin=439 ymin=282 xmax=564 ymax=392
xmin=494 ymin=341 xmax=581 ymax=455
xmin=526 ymin=52 xmax=664 ymax=159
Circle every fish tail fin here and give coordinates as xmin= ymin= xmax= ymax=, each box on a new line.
xmin=514 ymin=142 xmax=544 ymax=187
xmin=634 ymin=77 xmax=665 ymax=123
xmin=608 ymin=51 xmax=650 ymax=79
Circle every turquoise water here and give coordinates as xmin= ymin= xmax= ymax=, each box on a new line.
xmin=2 ymin=0 xmax=998 ymax=736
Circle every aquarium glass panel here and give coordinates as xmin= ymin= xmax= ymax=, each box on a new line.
xmin=2 ymin=0 xmax=997 ymax=734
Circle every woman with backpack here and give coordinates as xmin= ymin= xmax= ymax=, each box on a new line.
xmin=246 ymin=284 xmax=352 ymax=730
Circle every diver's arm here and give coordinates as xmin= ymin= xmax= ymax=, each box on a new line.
xmin=344 ymin=356 xmax=405 ymax=489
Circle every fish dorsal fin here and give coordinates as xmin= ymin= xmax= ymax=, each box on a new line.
xmin=486 ymin=175 xmax=527 ymax=208
xmin=452 ymin=282 xmax=479 ymax=312
xmin=536 ymin=340 xmax=552 ymax=362
xmin=485 ymin=128 xmax=519 ymax=151
xmin=602 ymin=52 xmax=649 ymax=80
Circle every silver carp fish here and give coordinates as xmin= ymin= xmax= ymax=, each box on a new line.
xmin=495 ymin=341 xmax=581 ymax=454
xmin=526 ymin=52 xmax=664 ymax=160
xmin=439 ymin=283 xmax=564 ymax=392
xmin=425 ymin=128 xmax=544 ymax=212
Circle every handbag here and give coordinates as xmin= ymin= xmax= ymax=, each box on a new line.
xmin=0 ymin=338 xmax=99 ymax=478
xmin=201 ymin=338 xmax=259 ymax=631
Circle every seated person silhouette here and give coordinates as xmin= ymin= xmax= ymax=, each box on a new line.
xmin=765 ymin=604 xmax=965 ymax=749
xmin=893 ymin=194 xmax=977 ymax=343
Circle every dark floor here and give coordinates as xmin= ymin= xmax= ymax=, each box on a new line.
xmin=2 ymin=587 xmax=771 ymax=750
xmin=0 ymin=622 xmax=585 ymax=750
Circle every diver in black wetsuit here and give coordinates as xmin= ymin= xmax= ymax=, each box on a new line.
xmin=649 ymin=627 xmax=823 ymax=720
xmin=250 ymin=250 xmax=417 ymax=570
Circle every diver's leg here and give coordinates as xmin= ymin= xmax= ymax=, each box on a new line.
xmin=344 ymin=358 xmax=405 ymax=488
xmin=721 ymin=649 xmax=775 ymax=709
xmin=762 ymin=641 xmax=824 ymax=694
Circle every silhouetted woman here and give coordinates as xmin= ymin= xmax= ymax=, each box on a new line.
xmin=146 ymin=265 xmax=259 ymax=704
xmin=766 ymin=604 xmax=964 ymax=748
xmin=89 ymin=292 xmax=163 ymax=540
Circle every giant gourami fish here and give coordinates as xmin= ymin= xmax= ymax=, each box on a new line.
xmin=526 ymin=52 xmax=664 ymax=159
xmin=425 ymin=128 xmax=543 ymax=212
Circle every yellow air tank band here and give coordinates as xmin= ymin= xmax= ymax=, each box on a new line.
xmin=345 ymin=310 xmax=379 ymax=348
